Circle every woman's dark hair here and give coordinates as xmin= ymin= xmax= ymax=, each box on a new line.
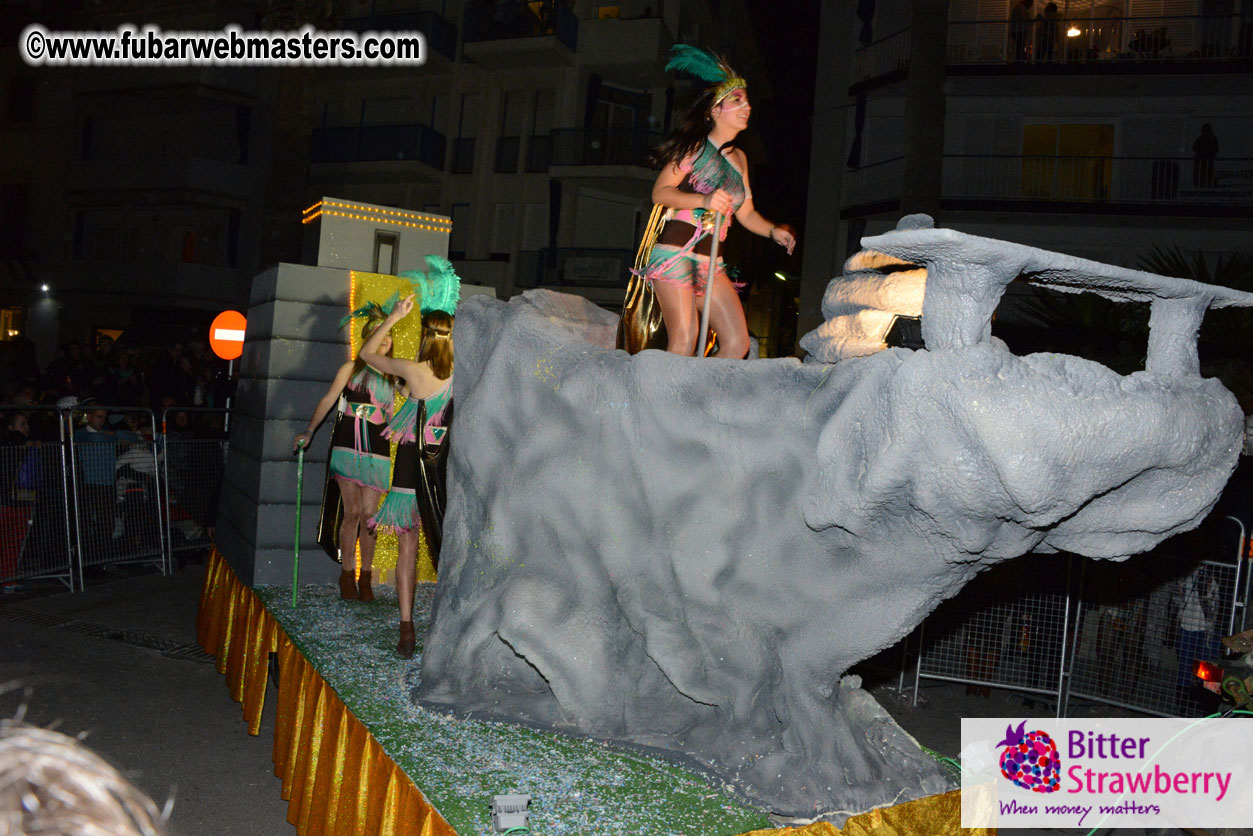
xmin=418 ymin=311 xmax=454 ymax=380
xmin=647 ymin=86 xmax=731 ymax=169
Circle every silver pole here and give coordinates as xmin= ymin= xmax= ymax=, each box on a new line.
xmin=696 ymin=213 xmax=724 ymax=357
xmin=224 ymin=358 xmax=234 ymax=433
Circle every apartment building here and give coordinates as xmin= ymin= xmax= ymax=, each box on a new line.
xmin=800 ymin=0 xmax=1253 ymax=340
xmin=1 ymin=0 xmax=777 ymax=357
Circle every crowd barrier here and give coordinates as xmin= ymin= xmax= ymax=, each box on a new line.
xmin=0 ymin=404 xmax=231 ymax=591
xmin=901 ymin=515 xmax=1250 ymax=718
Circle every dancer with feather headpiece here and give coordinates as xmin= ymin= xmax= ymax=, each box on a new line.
xmin=620 ymin=44 xmax=797 ymax=357
xmin=360 ymin=256 xmax=460 ymax=658
xmin=292 ymin=295 xmax=399 ymax=601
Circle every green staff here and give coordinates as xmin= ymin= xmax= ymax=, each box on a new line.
xmin=293 ymin=438 xmax=306 ymax=607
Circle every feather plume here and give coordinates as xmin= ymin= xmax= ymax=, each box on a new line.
xmin=664 ymin=44 xmax=728 ymax=84
xmin=338 ymin=291 xmax=402 ymax=329
xmin=400 ymin=255 xmax=462 ymax=316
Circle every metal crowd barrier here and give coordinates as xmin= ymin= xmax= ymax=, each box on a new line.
xmin=1 ymin=403 xmax=232 ymax=592
xmin=0 ymin=405 xmax=75 ymax=590
xmin=903 ymin=514 xmax=1248 ymax=719
xmin=161 ymin=407 xmax=229 ymax=564
xmin=67 ymin=405 xmax=166 ymax=582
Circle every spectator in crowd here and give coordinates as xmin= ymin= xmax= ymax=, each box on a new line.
xmin=109 ymin=351 xmax=144 ymax=407
xmin=1172 ymin=545 xmax=1223 ymax=713
xmin=1192 ymin=123 xmax=1219 ymax=188
xmin=46 ymin=343 xmax=91 ymax=399
xmin=90 ymin=336 xmax=115 ymax=375
xmin=2 ymin=412 xmax=36 ymax=590
xmin=1010 ymin=0 xmax=1035 ymax=61
xmin=73 ymin=408 xmax=119 ymax=560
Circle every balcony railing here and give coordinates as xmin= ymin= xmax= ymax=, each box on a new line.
xmin=342 ymin=10 xmax=458 ymax=61
xmin=842 ymin=155 xmax=1253 ymax=210
xmin=311 ymin=124 xmax=447 ymax=169
xmin=517 ymin=247 xmax=634 ymax=288
xmin=549 ymin=126 xmax=660 ymax=167
xmin=944 ymin=155 xmax=1253 ymax=204
xmin=853 ymin=13 xmax=1253 ymax=85
xmin=852 ymin=27 xmax=911 ymax=86
xmin=464 ymin=1 xmax=578 ymax=50
xmin=843 ymin=157 xmax=905 ymax=208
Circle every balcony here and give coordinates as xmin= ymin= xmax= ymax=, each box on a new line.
xmin=517 ymin=247 xmax=634 ymax=305
xmin=549 ymin=126 xmax=659 ymax=167
xmin=463 ymin=1 xmax=578 ymax=69
xmin=342 ymin=10 xmax=458 ymax=64
xmin=65 ymin=260 xmax=244 ymax=305
xmin=74 ymin=66 xmax=259 ymax=103
xmin=853 ymin=13 xmax=1253 ymax=89
xmin=66 ymin=156 xmax=254 ymax=203
xmin=841 ymin=155 xmax=1253 ymax=216
xmin=577 ymin=14 xmax=672 ymax=88
xmin=310 ymin=123 xmax=447 ymax=179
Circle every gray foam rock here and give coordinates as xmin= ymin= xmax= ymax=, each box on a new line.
xmin=416 ymin=285 xmax=1242 ymax=819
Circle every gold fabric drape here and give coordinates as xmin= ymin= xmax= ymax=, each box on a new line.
xmin=196 ymin=548 xmax=454 ymax=836
xmin=197 ymin=548 xmax=982 ymax=836
xmin=736 ymin=789 xmax=993 ymax=836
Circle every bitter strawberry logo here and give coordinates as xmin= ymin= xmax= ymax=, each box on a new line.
xmin=997 ymin=720 xmax=1061 ymax=793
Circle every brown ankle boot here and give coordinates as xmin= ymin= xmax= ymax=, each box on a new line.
xmin=338 ymin=570 xmax=358 ymax=600
xmin=397 ymin=621 xmax=416 ymax=658
xmin=357 ymin=570 xmax=374 ymax=602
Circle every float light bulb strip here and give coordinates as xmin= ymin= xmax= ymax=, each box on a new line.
xmin=307 ymin=209 xmax=452 ymax=232
xmin=321 ymin=200 xmax=450 ymax=226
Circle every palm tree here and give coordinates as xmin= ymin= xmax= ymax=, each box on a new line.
xmin=1137 ymin=244 xmax=1253 ymax=411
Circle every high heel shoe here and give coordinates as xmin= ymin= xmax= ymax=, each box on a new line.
xmin=357 ymin=570 xmax=374 ymax=602
xmin=397 ymin=621 xmax=416 ymax=658
xmin=338 ymin=570 xmax=358 ymax=600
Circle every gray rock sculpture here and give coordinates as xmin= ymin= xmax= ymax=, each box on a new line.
xmin=416 ymin=219 xmax=1253 ymax=819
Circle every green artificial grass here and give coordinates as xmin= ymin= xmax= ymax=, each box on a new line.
xmin=256 ymin=583 xmax=772 ymax=836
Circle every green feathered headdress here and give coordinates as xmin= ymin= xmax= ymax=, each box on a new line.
xmin=664 ymin=44 xmax=746 ymax=104
xmin=338 ymin=291 xmax=400 ymax=330
xmin=400 ymin=255 xmax=461 ymax=317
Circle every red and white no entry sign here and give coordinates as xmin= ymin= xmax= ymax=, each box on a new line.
xmin=209 ymin=310 xmax=247 ymax=360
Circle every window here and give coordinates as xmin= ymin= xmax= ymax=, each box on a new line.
xmin=374 ymin=231 xmax=400 ymax=274
xmin=496 ymin=90 xmax=525 ymax=173
xmin=1021 ymin=123 xmax=1114 ymax=201
xmin=453 ymin=94 xmax=479 ymax=173
xmin=449 ymin=203 xmax=471 ymax=258
xmin=526 ymin=89 xmax=554 ymax=172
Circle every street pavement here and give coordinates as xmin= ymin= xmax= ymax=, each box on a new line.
xmin=0 ymin=562 xmax=1186 ymax=836
xmin=0 ymin=561 xmax=294 ymax=836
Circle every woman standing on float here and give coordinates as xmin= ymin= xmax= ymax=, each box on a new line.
xmin=360 ymin=273 xmax=455 ymax=658
xmin=641 ymin=46 xmax=796 ymax=357
xmin=293 ymin=307 xmax=395 ymax=601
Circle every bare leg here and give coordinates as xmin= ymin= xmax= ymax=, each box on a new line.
xmin=336 ymin=478 xmax=366 ymax=572
xmin=396 ymin=527 xmax=419 ymax=623
xmin=652 ymin=279 xmax=699 ymax=356
xmin=356 ymin=488 xmax=382 ymax=573
xmin=704 ymin=268 xmax=750 ymax=359
xmin=396 ymin=526 xmax=419 ymax=656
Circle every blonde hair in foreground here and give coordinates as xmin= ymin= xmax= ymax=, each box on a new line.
xmin=0 ymin=716 xmax=169 ymax=836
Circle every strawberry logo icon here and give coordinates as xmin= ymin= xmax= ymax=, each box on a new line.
xmin=996 ymin=720 xmax=1061 ymax=793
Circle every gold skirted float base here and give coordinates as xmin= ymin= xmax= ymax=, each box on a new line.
xmin=197 ymin=548 xmax=987 ymax=836
xmin=195 ymin=548 xmax=453 ymax=836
